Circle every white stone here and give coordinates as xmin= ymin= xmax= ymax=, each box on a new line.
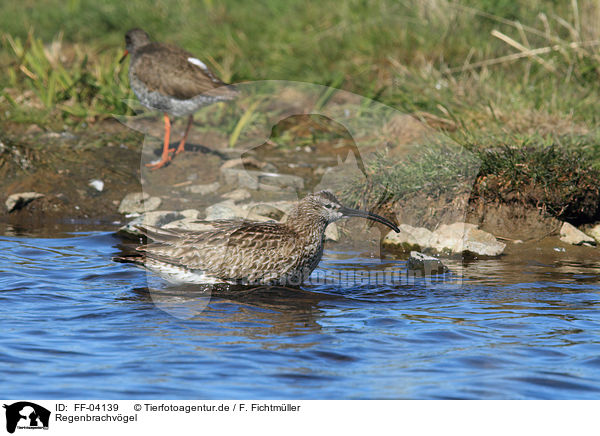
xmin=430 ymin=223 xmax=478 ymax=253
xmin=5 ymin=192 xmax=44 ymax=212
xmin=384 ymin=222 xmax=505 ymax=256
xmin=88 ymin=179 xmax=104 ymax=192
xmin=587 ymin=224 xmax=600 ymax=243
xmin=462 ymin=228 xmax=506 ymax=256
xmin=383 ymin=224 xmax=434 ymax=249
xmin=325 ymin=222 xmax=340 ymax=242
xmin=560 ymin=222 xmax=596 ymax=246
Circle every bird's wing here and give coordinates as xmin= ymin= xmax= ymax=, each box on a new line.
xmin=136 ymin=222 xmax=299 ymax=282
xmin=132 ymin=43 xmax=238 ymax=100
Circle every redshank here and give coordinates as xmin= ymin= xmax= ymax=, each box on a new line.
xmin=116 ymin=190 xmax=400 ymax=286
xmin=120 ymin=28 xmax=238 ymax=169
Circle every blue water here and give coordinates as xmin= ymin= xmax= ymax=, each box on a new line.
xmin=1 ymin=227 xmax=599 ymax=399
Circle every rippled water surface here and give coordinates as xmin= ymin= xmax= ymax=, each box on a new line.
xmin=1 ymin=226 xmax=599 ymax=399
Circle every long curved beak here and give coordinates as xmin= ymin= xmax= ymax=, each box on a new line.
xmin=119 ymin=50 xmax=129 ymax=64
xmin=340 ymin=206 xmax=400 ymax=233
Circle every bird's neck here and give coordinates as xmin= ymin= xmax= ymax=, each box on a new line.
xmin=286 ymin=209 xmax=329 ymax=243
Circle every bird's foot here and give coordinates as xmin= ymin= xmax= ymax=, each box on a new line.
xmin=145 ymin=154 xmax=172 ymax=169
xmin=175 ymin=143 xmax=186 ymax=155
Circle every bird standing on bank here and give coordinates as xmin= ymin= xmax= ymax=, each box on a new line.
xmin=115 ymin=190 xmax=400 ymax=286
xmin=120 ymin=28 xmax=238 ymax=169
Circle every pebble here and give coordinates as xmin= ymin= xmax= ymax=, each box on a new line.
xmin=88 ymin=179 xmax=104 ymax=192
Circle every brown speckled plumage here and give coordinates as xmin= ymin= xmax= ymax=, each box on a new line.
xmin=124 ymin=28 xmax=237 ymax=111
xmin=121 ymin=28 xmax=238 ymax=168
xmin=116 ymin=191 xmax=400 ymax=286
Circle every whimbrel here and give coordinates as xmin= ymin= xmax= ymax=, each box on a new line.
xmin=120 ymin=28 xmax=238 ymax=169
xmin=116 ymin=190 xmax=399 ymax=286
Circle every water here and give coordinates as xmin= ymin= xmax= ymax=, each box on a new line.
xmin=1 ymin=225 xmax=599 ymax=399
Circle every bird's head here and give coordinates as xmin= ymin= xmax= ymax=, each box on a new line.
xmin=120 ymin=28 xmax=151 ymax=63
xmin=298 ymin=190 xmax=400 ymax=232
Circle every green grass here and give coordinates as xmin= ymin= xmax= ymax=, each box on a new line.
xmin=2 ymin=0 xmax=600 ymax=125
xmin=1 ymin=0 xmax=600 ymax=221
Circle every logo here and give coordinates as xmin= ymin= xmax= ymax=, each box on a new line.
xmin=3 ymin=402 xmax=50 ymax=434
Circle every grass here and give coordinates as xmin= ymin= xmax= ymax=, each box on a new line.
xmin=474 ymin=140 xmax=600 ymax=223
xmin=1 ymin=0 xmax=600 ymax=221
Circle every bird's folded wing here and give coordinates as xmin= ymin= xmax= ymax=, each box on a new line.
xmin=133 ymin=43 xmax=237 ymax=100
xmin=136 ymin=222 xmax=298 ymax=280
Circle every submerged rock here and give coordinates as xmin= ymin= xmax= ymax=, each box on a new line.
xmin=407 ymin=251 xmax=449 ymax=275
xmin=5 ymin=192 xmax=45 ymax=212
xmin=118 ymin=192 xmax=161 ymax=214
xmin=560 ymin=222 xmax=596 ymax=246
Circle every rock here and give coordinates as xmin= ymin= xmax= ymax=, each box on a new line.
xmin=407 ymin=251 xmax=448 ymax=275
xmin=5 ymin=192 xmax=45 ymax=212
xmin=221 ymin=168 xmax=304 ymax=191
xmin=187 ymin=182 xmax=220 ymax=195
xmin=325 ymin=222 xmax=340 ymax=242
xmin=118 ymin=192 xmax=162 ymax=214
xmin=205 ymin=200 xmax=244 ymax=220
xmin=118 ymin=210 xmax=185 ymax=238
xmin=430 ymin=223 xmax=478 ymax=253
xmin=462 ymin=228 xmax=507 ymax=256
xmin=179 ymin=209 xmax=201 ymax=220
xmin=222 ymin=188 xmax=251 ymax=202
xmin=383 ymin=224 xmax=433 ymax=250
xmin=245 ymin=201 xmax=296 ymax=220
xmin=431 ymin=223 xmax=505 ymax=256
xmin=205 ymin=200 xmax=272 ymax=222
xmin=560 ymin=222 xmax=597 ymax=246
xmin=586 ymin=224 xmax=600 ymax=243
xmin=88 ymin=179 xmax=104 ymax=192
xmin=383 ymin=222 xmax=505 ymax=256
xmin=163 ymin=218 xmax=215 ymax=232
xmin=220 ymin=157 xmax=277 ymax=172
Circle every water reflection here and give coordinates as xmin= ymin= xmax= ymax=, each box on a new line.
xmin=0 ymin=227 xmax=599 ymax=399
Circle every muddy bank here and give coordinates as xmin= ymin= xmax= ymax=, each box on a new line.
xmin=1 ymin=116 xmax=598 ymax=258
xmin=0 ymin=122 xmax=143 ymax=227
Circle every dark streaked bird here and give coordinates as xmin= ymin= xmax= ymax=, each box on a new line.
xmin=115 ymin=190 xmax=400 ymax=286
xmin=120 ymin=28 xmax=238 ymax=169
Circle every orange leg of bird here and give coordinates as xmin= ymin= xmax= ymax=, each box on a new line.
xmin=146 ymin=113 xmax=172 ymax=169
xmin=175 ymin=115 xmax=193 ymax=155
